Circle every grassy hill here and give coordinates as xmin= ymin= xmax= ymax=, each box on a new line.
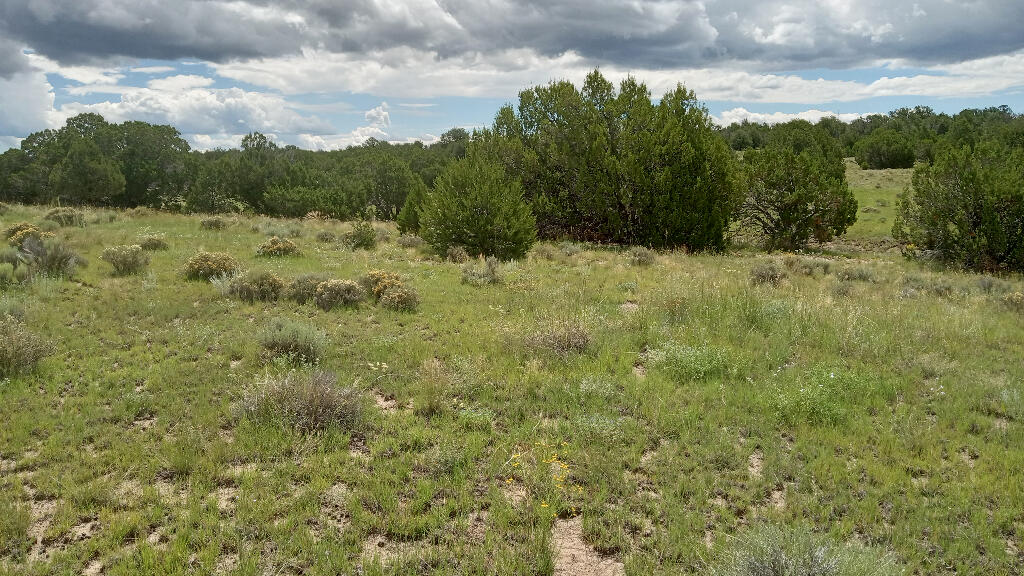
xmin=0 ymin=193 xmax=1022 ymax=574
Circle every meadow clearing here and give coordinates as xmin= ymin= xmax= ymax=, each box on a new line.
xmin=0 ymin=162 xmax=1022 ymax=576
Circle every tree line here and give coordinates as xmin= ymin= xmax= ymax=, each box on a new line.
xmin=1 ymin=71 xmax=1022 ymax=271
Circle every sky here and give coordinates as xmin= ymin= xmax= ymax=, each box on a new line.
xmin=1 ymin=1 xmax=1023 ymax=152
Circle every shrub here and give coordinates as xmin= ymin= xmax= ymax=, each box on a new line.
xmin=1004 ymin=292 xmax=1024 ymax=313
xmin=894 ymin=142 xmax=1024 ymax=271
xmin=361 ymin=270 xmax=402 ymax=299
xmin=184 ymin=251 xmax=239 ymax=281
xmin=286 ymin=273 xmax=331 ymax=305
xmin=784 ymin=255 xmax=831 ymax=276
xmin=315 ymin=230 xmax=337 ymax=243
xmin=642 ymin=342 xmax=729 ymax=381
xmin=43 ymin=207 xmax=85 ymax=227
xmin=710 ymin=523 xmax=900 ymax=576
xmin=199 ymin=216 xmax=227 ymax=230
xmin=19 ymin=237 xmax=84 ymax=278
xmin=739 ymin=145 xmax=857 ymax=250
xmin=0 ymin=297 xmax=25 ymax=321
xmin=2 ymin=222 xmax=37 ymax=242
xmin=854 ymin=128 xmax=916 ymax=169
xmin=750 ymin=263 xmax=785 ymax=286
xmin=528 ymin=318 xmax=590 ymax=356
xmin=314 ymin=279 xmax=365 ymax=310
xmin=4 ymin=223 xmax=54 ymax=249
xmin=240 ymin=371 xmax=365 ymax=433
xmin=836 ymin=266 xmax=876 ymax=283
xmin=0 ymin=316 xmax=53 ymax=378
xmin=627 ymin=246 xmax=656 ymax=266
xmin=258 ymin=317 xmax=327 ymax=364
xmin=374 ymin=226 xmax=392 ymax=244
xmin=396 ymin=234 xmax=426 ymax=249
xmin=462 ymin=257 xmax=502 ymax=286
xmin=229 ymin=270 xmax=286 ymax=303
xmin=256 ymin=236 xmax=300 ymax=257
xmin=138 ymin=234 xmax=169 ymax=251
xmin=101 ymin=245 xmax=149 ymax=276
xmin=0 ymin=247 xmax=19 ymax=268
xmin=446 ymin=245 xmax=470 ymax=263
xmin=379 ymin=285 xmax=420 ymax=312
xmin=420 ymin=154 xmax=536 ymax=260
xmin=344 ymin=219 xmax=377 ymax=250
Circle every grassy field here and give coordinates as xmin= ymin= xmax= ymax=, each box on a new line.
xmin=842 ymin=158 xmax=911 ymax=246
xmin=1 ymin=163 xmax=1023 ymax=575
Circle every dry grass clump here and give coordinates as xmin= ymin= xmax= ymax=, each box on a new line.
xmin=527 ymin=317 xmax=590 ymax=356
xmin=836 ymin=266 xmax=877 ymax=283
xmin=710 ymin=524 xmax=900 ymax=576
xmin=0 ymin=315 xmax=53 ymax=378
xmin=184 ymin=251 xmax=239 ymax=281
xmin=462 ymin=256 xmax=502 ymax=286
xmin=138 ymin=234 xmax=169 ymax=251
xmin=19 ymin=237 xmax=85 ymax=278
xmin=627 ymin=246 xmax=656 ymax=266
xmin=783 ymin=255 xmax=831 ymax=276
xmin=239 ymin=370 xmax=365 ymax=433
xmin=101 ymin=244 xmax=149 ymax=276
xmin=396 ymin=234 xmax=426 ymax=249
xmin=304 ymin=211 xmax=329 ymax=221
xmin=229 ymin=270 xmax=286 ymax=303
xmin=286 ymin=273 xmax=330 ymax=305
xmin=361 ymin=270 xmax=402 ymax=299
xmin=43 ymin=207 xmax=85 ymax=227
xmin=315 ymin=229 xmax=337 ymax=243
xmin=446 ymin=245 xmax=470 ymax=263
xmin=1004 ymin=292 xmax=1024 ymax=313
xmin=199 ymin=216 xmax=227 ymax=230
xmin=256 ymin=236 xmax=301 ymax=257
xmin=750 ymin=262 xmax=785 ymax=286
xmin=259 ymin=317 xmax=326 ymax=364
xmin=379 ymin=285 xmax=420 ymax=312
xmin=0 ymin=263 xmax=28 ymax=289
xmin=314 ymin=279 xmax=365 ymax=310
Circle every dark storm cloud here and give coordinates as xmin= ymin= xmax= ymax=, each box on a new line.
xmin=0 ymin=38 xmax=29 ymax=77
xmin=1 ymin=0 xmax=1023 ymax=72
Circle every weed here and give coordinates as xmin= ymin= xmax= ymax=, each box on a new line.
xmin=184 ymin=251 xmax=239 ymax=281
xmin=528 ymin=317 xmax=590 ymax=356
xmin=138 ymin=234 xmax=169 ymax=251
xmin=256 ymin=236 xmax=301 ymax=257
xmin=314 ymin=279 xmax=366 ymax=310
xmin=44 ymin=207 xmax=85 ymax=227
xmin=199 ymin=216 xmax=227 ymax=230
xmin=101 ymin=245 xmax=150 ymax=276
xmin=627 ymin=246 xmax=656 ymax=266
xmin=0 ymin=315 xmax=53 ymax=377
xmin=379 ymin=285 xmax=420 ymax=312
xmin=1004 ymin=292 xmax=1024 ymax=313
xmin=374 ymin=226 xmax=392 ymax=243
xmin=259 ymin=317 xmax=326 ymax=364
xmin=447 ymin=245 xmax=470 ymax=263
xmin=0 ymin=498 xmax=30 ymax=559
xmin=229 ymin=270 xmax=286 ymax=303
xmin=783 ymin=255 xmax=831 ymax=276
xmin=286 ymin=273 xmax=330 ymax=305
xmin=240 ymin=371 xmax=364 ymax=433
xmin=0 ymin=202 xmax=8 ymax=215
xmin=396 ymin=234 xmax=426 ymax=249
xmin=559 ymin=241 xmax=582 ymax=257
xmin=315 ymin=230 xmax=337 ymax=243
xmin=751 ymin=262 xmax=785 ymax=286
xmin=642 ymin=342 xmax=729 ymax=381
xmin=462 ymin=257 xmax=502 ymax=286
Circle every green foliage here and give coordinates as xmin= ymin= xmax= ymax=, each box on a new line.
xmin=183 ymin=251 xmax=239 ymax=281
xmin=420 ymin=153 xmax=536 ymax=260
xmin=396 ymin=234 xmax=425 ymax=249
xmin=43 ymin=206 xmax=85 ymax=227
xmin=199 ymin=216 xmax=227 ymax=230
xmin=626 ymin=246 xmax=656 ymax=266
xmin=286 ymin=273 xmax=330 ymax=305
xmin=19 ymin=237 xmax=85 ymax=278
xmin=256 ymin=236 xmax=301 ymax=257
xmin=739 ymin=145 xmax=857 ymax=250
xmin=855 ymin=129 xmax=916 ymax=169
xmin=0 ymin=498 xmax=31 ymax=560
xmin=894 ymin=142 xmax=1024 ymax=271
xmin=228 ymin=270 xmax=286 ymax=303
xmin=446 ymin=245 xmax=470 ymax=263
xmin=378 ymin=285 xmax=420 ymax=312
xmin=344 ymin=218 xmax=377 ymax=251
xmin=0 ymin=202 xmax=9 ymax=214
xmin=710 ymin=523 xmax=900 ymax=576
xmin=47 ymin=138 xmax=126 ymax=205
xmin=239 ymin=370 xmax=365 ymax=433
xmin=314 ymin=279 xmax=366 ymax=310
xmin=396 ymin=180 xmax=428 ymax=234
xmin=315 ymin=229 xmax=337 ymax=243
xmin=461 ymin=257 xmax=502 ymax=286
xmin=100 ymin=244 xmax=149 ymax=276
xmin=258 ymin=317 xmax=327 ymax=364
xmin=364 ymin=153 xmax=428 ymax=220
xmin=137 ymin=233 xmax=169 ymax=250
xmin=642 ymin=342 xmax=729 ymax=381
xmin=0 ymin=315 xmax=53 ymax=377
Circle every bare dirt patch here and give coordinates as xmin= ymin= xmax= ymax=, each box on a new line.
xmin=502 ymin=481 xmax=527 ymax=507
xmin=212 ymin=486 xmax=237 ymax=513
xmin=132 ymin=416 xmax=157 ymax=432
xmin=748 ymin=450 xmax=764 ymax=479
xmin=321 ymin=482 xmax=351 ymax=532
xmin=632 ymin=364 xmax=647 ymax=379
xmin=27 ymin=499 xmax=58 ymax=562
xmin=361 ymin=534 xmax=418 ymax=566
xmin=70 ymin=519 xmax=100 ymax=541
xmin=374 ymin=393 xmax=399 ymax=414
xmin=552 ymin=516 xmax=625 ymax=576
xmin=620 ymin=301 xmax=639 ymax=313
xmin=769 ymin=486 xmax=786 ymax=510
xmin=83 ymin=560 xmax=103 ymax=575
xmin=467 ymin=510 xmax=488 ymax=543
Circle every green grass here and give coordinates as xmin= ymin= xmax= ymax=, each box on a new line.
xmin=843 ymin=158 xmax=912 ymax=244
xmin=0 ymin=204 xmax=1022 ymax=575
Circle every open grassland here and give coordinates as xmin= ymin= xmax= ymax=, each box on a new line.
xmin=843 ymin=158 xmax=912 ymax=246
xmin=1 ymin=192 xmax=1023 ymax=575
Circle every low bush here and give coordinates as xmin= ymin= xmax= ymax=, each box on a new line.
xmin=379 ymin=285 xmax=420 ymax=312
xmin=344 ymin=219 xmax=377 ymax=251
xmin=1004 ymin=291 xmax=1024 ymax=313
xmin=627 ymin=246 xmax=656 ymax=266
xmin=239 ymin=370 xmax=365 ymax=433
xmin=836 ymin=266 xmax=877 ymax=283
xmin=710 ymin=523 xmax=900 ymax=576
xmin=361 ymin=270 xmax=402 ymax=299
xmin=446 ymin=245 xmax=470 ymax=263
xmin=199 ymin=216 xmax=227 ymax=230
xmin=315 ymin=230 xmax=337 ymax=243
xmin=184 ymin=251 xmax=239 ymax=281
xmin=0 ymin=315 xmax=53 ymax=378
xmin=259 ymin=317 xmax=327 ymax=364
xmin=559 ymin=242 xmax=582 ymax=257
xmin=750 ymin=262 xmax=785 ymax=286
xmin=2 ymin=223 xmax=36 ymax=242
xmin=137 ymin=234 xmax=169 ymax=251
xmin=286 ymin=273 xmax=330 ymax=305
xmin=314 ymin=279 xmax=365 ymax=310
xmin=374 ymin=226 xmax=392 ymax=244
xmin=43 ymin=207 xmax=85 ymax=227
xmin=783 ymin=255 xmax=831 ymax=276
xmin=101 ymin=245 xmax=149 ymax=276
xmin=4 ymin=224 xmax=54 ymax=249
xmin=256 ymin=236 xmax=301 ymax=257
xmin=528 ymin=318 xmax=590 ymax=356
xmin=462 ymin=257 xmax=502 ymax=286
xmin=642 ymin=342 xmax=729 ymax=381
xmin=19 ymin=237 xmax=85 ymax=278
xmin=229 ymin=270 xmax=286 ymax=303
xmin=396 ymin=235 xmax=426 ymax=249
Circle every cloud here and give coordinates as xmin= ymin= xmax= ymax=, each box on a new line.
xmin=713 ymin=107 xmax=873 ymax=126
xmin=0 ymin=67 xmax=60 ymax=139
xmin=297 ymin=102 xmax=391 ymax=150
